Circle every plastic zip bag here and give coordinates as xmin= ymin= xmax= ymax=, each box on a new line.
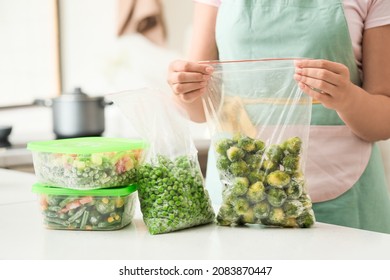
xmin=202 ymin=59 xmax=316 ymax=228
xmin=109 ymin=88 xmax=215 ymax=234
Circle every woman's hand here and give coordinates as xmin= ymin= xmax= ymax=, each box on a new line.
xmin=167 ymin=60 xmax=214 ymax=103
xmin=294 ymin=59 xmax=356 ymax=112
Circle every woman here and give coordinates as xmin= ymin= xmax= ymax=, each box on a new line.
xmin=167 ymin=0 xmax=390 ymax=233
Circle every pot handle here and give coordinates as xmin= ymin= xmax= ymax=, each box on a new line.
xmin=34 ymin=98 xmax=53 ymax=107
xmin=101 ymin=100 xmax=113 ymax=108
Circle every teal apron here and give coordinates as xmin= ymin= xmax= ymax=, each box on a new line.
xmin=206 ymin=0 xmax=390 ymax=233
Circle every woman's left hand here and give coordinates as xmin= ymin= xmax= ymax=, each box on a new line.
xmin=294 ymin=59 xmax=356 ymax=112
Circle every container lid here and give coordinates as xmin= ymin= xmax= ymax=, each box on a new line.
xmin=27 ymin=137 xmax=147 ymax=154
xmin=32 ymin=183 xmax=137 ymax=196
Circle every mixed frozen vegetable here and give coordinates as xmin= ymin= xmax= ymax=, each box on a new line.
xmin=137 ymin=154 xmax=215 ymax=234
xmin=32 ymin=150 xmax=143 ymax=189
xmin=215 ymin=133 xmax=315 ymax=228
xmin=35 ymin=186 xmax=136 ymax=230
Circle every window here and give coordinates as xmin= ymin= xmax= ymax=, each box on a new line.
xmin=0 ymin=0 xmax=60 ymax=107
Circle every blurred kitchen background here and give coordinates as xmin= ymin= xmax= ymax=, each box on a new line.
xmin=0 ymin=0 xmax=389 ymax=190
xmin=0 ymin=0 xmax=210 ymax=175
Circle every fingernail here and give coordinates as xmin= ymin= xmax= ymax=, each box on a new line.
xmin=205 ymin=66 xmax=213 ymax=73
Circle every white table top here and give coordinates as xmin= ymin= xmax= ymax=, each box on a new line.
xmin=0 ymin=168 xmax=389 ymax=260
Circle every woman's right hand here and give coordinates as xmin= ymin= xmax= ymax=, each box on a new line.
xmin=167 ymin=60 xmax=214 ymax=103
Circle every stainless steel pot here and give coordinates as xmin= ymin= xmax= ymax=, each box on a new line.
xmin=36 ymin=88 xmax=112 ymax=139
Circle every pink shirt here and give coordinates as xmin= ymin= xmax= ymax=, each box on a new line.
xmin=194 ymin=0 xmax=390 ymax=76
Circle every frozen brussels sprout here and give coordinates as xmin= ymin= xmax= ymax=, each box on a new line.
xmin=216 ymin=155 xmax=230 ymax=171
xmin=282 ymin=154 xmax=300 ymax=173
xmin=283 ymin=217 xmax=299 ymax=228
xmin=241 ymin=208 xmax=256 ymax=224
xmin=216 ymin=204 xmax=238 ymax=226
xmin=237 ymin=136 xmax=256 ymax=152
xmin=232 ymin=132 xmax=243 ymax=143
xmin=246 ymin=181 xmax=266 ymax=203
xmin=229 ymin=160 xmax=249 ymax=177
xmin=266 ymin=170 xmax=291 ymax=188
xmin=266 ymin=144 xmax=284 ymax=163
xmin=283 ymin=200 xmax=305 ymax=218
xmin=233 ymin=198 xmax=250 ymax=215
xmin=231 ymin=177 xmax=249 ymax=196
xmin=226 ymin=146 xmax=245 ymax=162
xmin=291 ymin=171 xmax=305 ymax=184
xmin=215 ymin=138 xmax=234 ymax=155
xmin=298 ymin=193 xmax=313 ymax=209
xmin=248 ymin=170 xmax=266 ymax=184
xmin=262 ymin=159 xmax=278 ymax=173
xmin=281 ymin=136 xmax=302 ymax=155
xmin=244 ymin=153 xmax=263 ymax=170
xmin=254 ymin=139 xmax=265 ymax=152
xmin=267 ymin=187 xmax=287 ymax=207
xmin=268 ymin=207 xmax=286 ymax=224
xmin=253 ymin=201 xmax=270 ymax=219
xmin=285 ymin=180 xmax=304 ymax=200
xmin=297 ymin=209 xmax=316 ymax=228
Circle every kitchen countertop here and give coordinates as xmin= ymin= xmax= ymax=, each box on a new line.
xmin=0 ymin=168 xmax=389 ymax=260
xmin=0 ymin=145 xmax=33 ymax=170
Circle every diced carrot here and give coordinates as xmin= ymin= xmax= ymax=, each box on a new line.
xmin=79 ymin=196 xmax=93 ymax=204
xmin=60 ymin=200 xmax=81 ymax=213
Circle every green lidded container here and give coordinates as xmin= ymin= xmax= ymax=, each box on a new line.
xmin=27 ymin=137 xmax=147 ymax=190
xmin=32 ymin=183 xmax=138 ymax=231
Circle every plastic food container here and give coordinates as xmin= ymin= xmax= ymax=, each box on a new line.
xmin=32 ymin=183 xmax=137 ymax=230
xmin=27 ymin=137 xmax=146 ymax=189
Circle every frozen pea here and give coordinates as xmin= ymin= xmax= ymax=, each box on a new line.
xmin=137 ymin=154 xmax=215 ymax=234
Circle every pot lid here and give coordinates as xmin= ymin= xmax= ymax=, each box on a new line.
xmin=56 ymin=87 xmax=101 ymax=101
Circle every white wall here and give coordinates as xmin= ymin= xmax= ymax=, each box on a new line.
xmin=163 ymin=0 xmax=194 ymax=56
